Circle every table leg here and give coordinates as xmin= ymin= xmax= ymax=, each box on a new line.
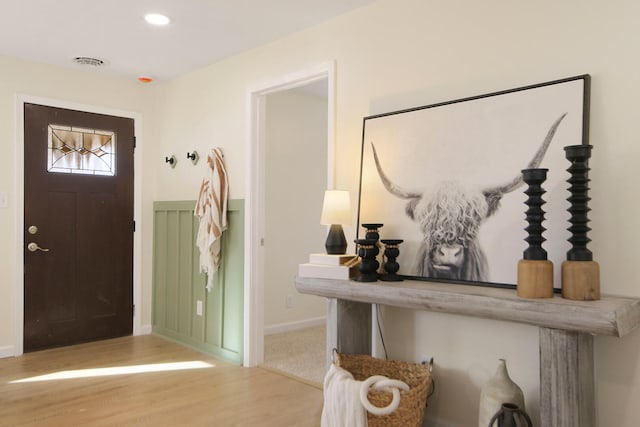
xmin=539 ymin=327 xmax=595 ymax=427
xmin=326 ymin=298 xmax=372 ymax=364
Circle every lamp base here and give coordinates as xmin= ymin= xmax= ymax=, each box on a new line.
xmin=325 ymin=224 xmax=347 ymax=255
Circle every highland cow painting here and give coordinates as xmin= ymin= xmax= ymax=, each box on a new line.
xmin=357 ymin=75 xmax=590 ymax=288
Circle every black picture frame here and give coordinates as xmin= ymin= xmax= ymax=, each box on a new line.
xmin=357 ymin=75 xmax=591 ymax=289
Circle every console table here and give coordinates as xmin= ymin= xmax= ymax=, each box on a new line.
xmin=295 ymin=276 xmax=640 ymax=427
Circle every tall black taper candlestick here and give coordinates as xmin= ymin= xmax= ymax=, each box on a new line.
xmin=517 ymin=168 xmax=553 ymax=298
xmin=562 ymin=144 xmax=600 ymax=300
xmin=522 ymin=168 xmax=549 ymax=261
xmin=565 ymin=145 xmax=593 ymax=261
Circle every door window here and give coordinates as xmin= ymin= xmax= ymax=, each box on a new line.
xmin=47 ymin=124 xmax=116 ymax=175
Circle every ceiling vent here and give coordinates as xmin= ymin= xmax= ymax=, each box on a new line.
xmin=73 ymin=56 xmax=105 ymax=67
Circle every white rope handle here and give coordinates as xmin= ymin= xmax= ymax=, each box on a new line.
xmin=359 ymin=375 xmax=410 ymax=416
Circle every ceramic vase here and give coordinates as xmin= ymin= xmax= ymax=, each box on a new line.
xmin=478 ymin=359 xmax=525 ymax=427
xmin=488 ymin=403 xmax=533 ymax=427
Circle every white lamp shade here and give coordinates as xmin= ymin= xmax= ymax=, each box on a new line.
xmin=320 ymin=190 xmax=352 ymax=225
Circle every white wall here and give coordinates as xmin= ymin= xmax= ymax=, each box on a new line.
xmin=150 ymin=1 xmax=640 ymax=426
xmin=264 ymin=88 xmax=328 ymax=329
xmin=1 ymin=0 xmax=639 ymax=425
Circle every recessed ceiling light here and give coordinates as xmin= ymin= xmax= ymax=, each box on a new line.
xmin=145 ymin=13 xmax=170 ymax=26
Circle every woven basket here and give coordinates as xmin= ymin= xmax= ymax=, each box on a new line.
xmin=335 ymin=352 xmax=432 ymax=427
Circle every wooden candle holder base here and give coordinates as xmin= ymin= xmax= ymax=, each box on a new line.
xmin=561 ymin=260 xmax=600 ymax=301
xmin=517 ymin=260 xmax=554 ymax=298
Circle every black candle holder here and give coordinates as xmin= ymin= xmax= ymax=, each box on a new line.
xmin=354 ymin=239 xmax=379 ymax=282
xmin=380 ymin=239 xmax=404 ymax=282
xmin=517 ymin=168 xmax=553 ymax=298
xmin=522 ymin=168 xmax=549 ymax=261
xmin=361 ymin=223 xmax=383 ymax=242
xmin=361 ymin=223 xmax=383 ymax=274
xmin=562 ymin=144 xmax=600 ymax=300
xmin=564 ymin=145 xmax=593 ymax=262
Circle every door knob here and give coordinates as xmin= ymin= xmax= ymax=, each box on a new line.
xmin=27 ymin=242 xmax=49 ymax=252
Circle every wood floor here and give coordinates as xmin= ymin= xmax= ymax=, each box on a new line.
xmin=0 ymin=335 xmax=323 ymax=426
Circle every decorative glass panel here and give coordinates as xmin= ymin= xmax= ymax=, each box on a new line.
xmin=47 ymin=124 xmax=116 ymax=176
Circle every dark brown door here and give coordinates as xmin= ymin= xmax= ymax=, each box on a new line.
xmin=23 ymin=103 xmax=134 ymax=352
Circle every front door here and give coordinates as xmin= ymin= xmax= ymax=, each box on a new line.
xmin=23 ymin=103 xmax=135 ymax=352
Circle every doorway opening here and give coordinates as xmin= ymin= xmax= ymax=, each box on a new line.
xmin=245 ymin=62 xmax=335 ymax=372
xmin=261 ymin=81 xmax=329 ymax=383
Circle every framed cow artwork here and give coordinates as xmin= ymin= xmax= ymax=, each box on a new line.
xmin=357 ymin=75 xmax=591 ymax=289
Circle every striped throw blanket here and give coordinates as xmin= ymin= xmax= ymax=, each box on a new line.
xmin=195 ymin=148 xmax=228 ymax=292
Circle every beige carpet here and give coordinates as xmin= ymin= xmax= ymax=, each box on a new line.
xmin=262 ymin=325 xmax=326 ymax=386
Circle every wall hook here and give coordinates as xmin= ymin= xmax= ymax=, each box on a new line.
xmin=165 ymin=155 xmax=177 ymax=168
xmin=187 ymin=151 xmax=199 ymax=165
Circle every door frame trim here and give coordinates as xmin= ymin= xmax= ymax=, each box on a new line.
xmin=14 ymin=94 xmax=144 ymax=356
xmin=244 ymin=61 xmax=336 ymax=367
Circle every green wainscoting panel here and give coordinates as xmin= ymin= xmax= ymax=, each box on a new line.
xmin=152 ymin=199 xmax=244 ymax=364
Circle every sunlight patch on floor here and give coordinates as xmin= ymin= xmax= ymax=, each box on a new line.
xmin=10 ymin=360 xmax=215 ymax=383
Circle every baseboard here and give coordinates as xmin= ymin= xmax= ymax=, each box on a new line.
xmin=0 ymin=345 xmax=16 ymax=359
xmin=137 ymin=324 xmax=153 ymax=335
xmin=423 ymin=415 xmax=457 ymax=427
xmin=264 ymin=317 xmax=326 ymax=336
xmin=152 ymin=327 xmax=242 ymax=365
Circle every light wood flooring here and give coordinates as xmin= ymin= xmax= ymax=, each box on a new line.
xmin=0 ymin=335 xmax=323 ymax=426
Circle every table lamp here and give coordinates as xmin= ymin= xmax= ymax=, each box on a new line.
xmin=320 ymin=190 xmax=351 ymax=254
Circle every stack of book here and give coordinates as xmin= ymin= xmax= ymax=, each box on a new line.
xmin=298 ymin=253 xmax=360 ymax=280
